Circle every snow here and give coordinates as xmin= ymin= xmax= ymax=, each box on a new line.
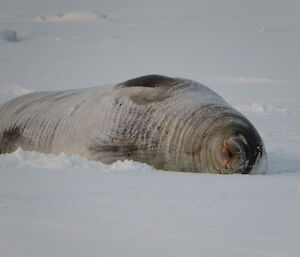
xmin=34 ymin=11 xmax=110 ymax=24
xmin=0 ymin=85 xmax=34 ymax=104
xmin=0 ymin=0 xmax=300 ymax=256
xmin=214 ymin=76 xmax=288 ymax=85
xmin=1 ymin=150 xmax=300 ymax=257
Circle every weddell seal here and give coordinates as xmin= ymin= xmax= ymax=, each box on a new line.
xmin=0 ymin=75 xmax=267 ymax=174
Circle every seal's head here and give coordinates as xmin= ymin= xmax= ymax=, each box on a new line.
xmin=209 ymin=121 xmax=266 ymax=174
xmin=195 ymin=113 xmax=267 ymax=174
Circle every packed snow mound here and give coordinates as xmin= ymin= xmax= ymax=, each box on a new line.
xmin=215 ymin=76 xmax=287 ymax=85
xmin=258 ymin=26 xmax=288 ymax=33
xmin=0 ymin=85 xmax=34 ymax=104
xmin=0 ymin=148 xmax=155 ymax=173
xmin=234 ymin=102 xmax=286 ymax=113
xmin=1 ymin=148 xmax=299 ymax=175
xmin=34 ymin=11 xmax=110 ymax=24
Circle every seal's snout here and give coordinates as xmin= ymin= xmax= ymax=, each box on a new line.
xmin=220 ymin=135 xmax=250 ymax=174
xmin=221 ymin=139 xmax=237 ymax=171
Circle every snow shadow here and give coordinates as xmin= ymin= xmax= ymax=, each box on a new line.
xmin=266 ymin=151 xmax=300 ymax=174
xmin=1 ymin=30 xmax=24 ymax=42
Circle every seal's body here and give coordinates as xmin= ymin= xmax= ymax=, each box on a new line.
xmin=0 ymin=75 xmax=267 ymax=174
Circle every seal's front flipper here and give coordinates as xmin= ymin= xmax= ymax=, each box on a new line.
xmin=0 ymin=126 xmax=25 ymax=154
xmin=88 ymin=139 xmax=141 ymax=164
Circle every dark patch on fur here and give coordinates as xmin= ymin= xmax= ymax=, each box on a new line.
xmin=89 ymin=143 xmax=139 ymax=157
xmin=114 ymin=75 xmax=176 ymax=105
xmin=129 ymin=93 xmax=169 ymax=105
xmin=0 ymin=126 xmax=24 ymax=154
xmin=116 ymin=75 xmax=175 ymax=89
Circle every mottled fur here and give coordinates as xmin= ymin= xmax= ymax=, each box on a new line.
xmin=0 ymin=75 xmax=267 ymax=174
